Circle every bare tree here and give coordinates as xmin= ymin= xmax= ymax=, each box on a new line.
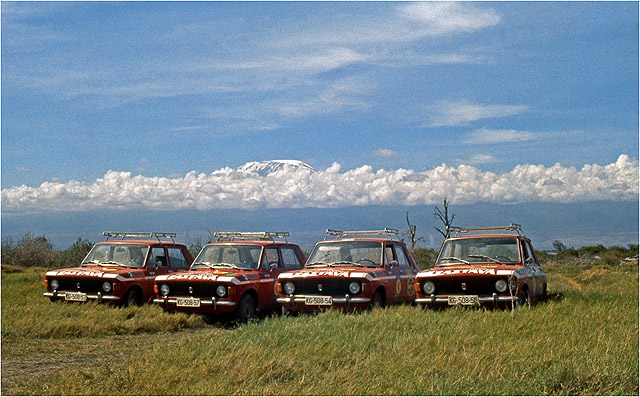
xmin=405 ymin=210 xmax=424 ymax=250
xmin=434 ymin=198 xmax=456 ymax=238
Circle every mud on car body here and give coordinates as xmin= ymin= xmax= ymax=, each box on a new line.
xmin=44 ymin=232 xmax=193 ymax=306
xmin=153 ymin=232 xmax=305 ymax=323
xmin=276 ymin=228 xmax=418 ymax=312
xmin=414 ymin=224 xmax=547 ymax=309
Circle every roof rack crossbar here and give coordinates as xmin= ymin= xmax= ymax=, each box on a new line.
xmin=324 ymin=228 xmax=400 ymax=240
xmin=213 ymin=232 xmax=290 ymax=243
xmin=103 ymin=232 xmax=177 ymax=243
xmin=446 ymin=223 xmax=523 ymax=237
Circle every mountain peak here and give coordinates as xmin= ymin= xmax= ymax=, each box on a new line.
xmin=238 ymin=160 xmax=315 ymax=176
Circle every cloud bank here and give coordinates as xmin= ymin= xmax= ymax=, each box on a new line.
xmin=3 ymin=156 xmax=637 ymax=214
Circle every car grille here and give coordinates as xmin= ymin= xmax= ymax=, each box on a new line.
xmin=55 ymin=278 xmax=103 ymax=294
xmin=426 ymin=277 xmax=508 ymax=295
xmin=163 ymin=282 xmax=225 ymax=298
xmin=285 ymin=278 xmax=357 ymax=296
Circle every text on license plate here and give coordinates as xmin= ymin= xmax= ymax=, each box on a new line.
xmin=176 ymin=297 xmax=201 ymax=307
xmin=65 ymin=292 xmax=87 ymax=302
xmin=305 ymin=296 xmax=333 ymax=305
xmin=448 ymin=295 xmax=479 ymax=305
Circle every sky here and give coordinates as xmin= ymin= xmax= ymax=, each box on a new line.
xmin=1 ymin=2 xmax=638 ymax=249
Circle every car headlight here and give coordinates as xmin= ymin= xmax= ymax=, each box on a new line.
xmin=216 ymin=285 xmax=227 ymax=297
xmin=423 ymin=281 xmax=436 ymax=295
xmin=102 ymin=281 xmax=112 ymax=293
xmin=284 ymin=282 xmax=295 ymax=295
xmin=50 ymin=279 xmax=59 ymax=290
xmin=495 ymin=279 xmax=508 ymax=293
xmin=160 ymin=284 xmax=170 ymax=296
xmin=349 ymin=281 xmax=361 ymax=294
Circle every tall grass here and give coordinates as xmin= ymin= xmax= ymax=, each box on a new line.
xmin=5 ymin=263 xmax=637 ymax=395
xmin=1 ymin=268 xmax=206 ymax=340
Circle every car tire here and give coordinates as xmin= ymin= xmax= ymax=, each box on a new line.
xmin=123 ymin=289 xmax=140 ymax=307
xmin=235 ymin=294 xmax=256 ymax=324
xmin=517 ymin=287 xmax=530 ymax=308
xmin=370 ymin=291 xmax=384 ymax=310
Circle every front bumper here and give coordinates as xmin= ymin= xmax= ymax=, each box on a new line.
xmin=44 ymin=291 xmax=120 ymax=301
xmin=276 ymin=294 xmax=371 ymax=309
xmin=152 ymin=297 xmax=236 ymax=310
xmin=415 ymin=293 xmax=518 ymax=305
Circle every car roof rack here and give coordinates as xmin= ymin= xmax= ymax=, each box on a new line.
xmin=213 ymin=232 xmax=290 ymax=243
xmin=324 ymin=228 xmax=400 ymax=241
xmin=103 ymin=232 xmax=176 ymax=244
xmin=446 ymin=223 xmax=524 ymax=238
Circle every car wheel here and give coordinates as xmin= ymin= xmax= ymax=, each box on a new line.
xmin=370 ymin=291 xmax=384 ymax=310
xmin=517 ymin=287 xmax=530 ymax=308
xmin=235 ymin=294 xmax=256 ymax=324
xmin=123 ymin=289 xmax=140 ymax=307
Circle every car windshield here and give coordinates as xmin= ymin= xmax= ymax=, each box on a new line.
xmin=82 ymin=244 xmax=149 ymax=268
xmin=306 ymin=241 xmax=383 ymax=267
xmin=192 ymin=244 xmax=262 ymax=270
xmin=436 ymin=237 xmax=521 ymax=266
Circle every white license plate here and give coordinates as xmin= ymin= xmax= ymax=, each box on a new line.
xmin=65 ymin=292 xmax=87 ymax=302
xmin=176 ymin=297 xmax=201 ymax=307
xmin=448 ymin=295 xmax=479 ymax=305
xmin=305 ymin=296 xmax=333 ymax=305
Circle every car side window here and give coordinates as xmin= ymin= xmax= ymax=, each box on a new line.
xmin=394 ymin=245 xmax=410 ymax=267
xmin=523 ymin=241 xmax=538 ymax=266
xmin=281 ymin=247 xmax=302 ymax=270
xmin=148 ymin=247 xmax=167 ymax=267
xmin=168 ymin=247 xmax=188 ymax=268
xmin=385 ymin=246 xmax=395 ymax=265
xmin=263 ymin=247 xmax=281 ymax=270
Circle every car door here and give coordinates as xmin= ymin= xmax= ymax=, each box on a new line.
xmin=146 ymin=246 xmax=169 ymax=299
xmin=394 ymin=244 xmax=417 ymax=301
xmin=523 ymin=240 xmax=545 ymax=298
xmin=259 ymin=246 xmax=283 ymax=310
xmin=384 ymin=242 xmax=404 ymax=304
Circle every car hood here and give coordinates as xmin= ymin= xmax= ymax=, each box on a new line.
xmin=417 ymin=264 xmax=517 ymax=279
xmin=155 ymin=268 xmax=257 ymax=284
xmin=278 ymin=266 xmax=379 ymax=281
xmin=45 ymin=265 xmax=143 ymax=280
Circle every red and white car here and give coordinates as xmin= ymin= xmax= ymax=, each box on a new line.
xmin=153 ymin=232 xmax=305 ymax=323
xmin=414 ymin=224 xmax=547 ymax=309
xmin=44 ymin=232 xmax=193 ymax=306
xmin=276 ymin=229 xmax=418 ymax=312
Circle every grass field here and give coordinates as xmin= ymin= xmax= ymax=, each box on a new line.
xmin=2 ymin=263 xmax=638 ymax=395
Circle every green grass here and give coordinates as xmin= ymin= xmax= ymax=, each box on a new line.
xmin=1 ymin=267 xmax=206 ymax=340
xmin=2 ymin=263 xmax=638 ymax=395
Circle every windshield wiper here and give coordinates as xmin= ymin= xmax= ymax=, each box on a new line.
xmin=467 ymin=254 xmax=502 ymax=264
xmin=332 ymin=261 xmax=365 ymax=267
xmin=99 ymin=261 xmax=127 ymax=267
xmin=192 ymin=262 xmax=216 ymax=269
xmin=306 ymin=262 xmax=329 ymax=268
xmin=438 ymin=257 xmax=470 ymax=265
xmin=81 ymin=260 xmax=102 ymax=266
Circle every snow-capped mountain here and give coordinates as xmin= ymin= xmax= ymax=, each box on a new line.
xmin=238 ymin=160 xmax=315 ymax=176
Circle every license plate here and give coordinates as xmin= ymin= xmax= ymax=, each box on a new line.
xmin=448 ymin=295 xmax=479 ymax=305
xmin=176 ymin=297 xmax=201 ymax=307
xmin=305 ymin=296 xmax=333 ymax=305
xmin=65 ymin=292 xmax=87 ymax=302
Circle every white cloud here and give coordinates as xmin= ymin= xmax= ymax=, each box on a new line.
xmin=397 ymin=3 xmax=500 ymax=37
xmin=459 ymin=154 xmax=497 ymax=165
xmin=428 ymin=100 xmax=529 ymax=127
xmin=2 ymin=155 xmax=637 ymax=213
xmin=465 ymin=128 xmax=538 ymax=144
xmin=372 ymin=149 xmax=398 ymax=158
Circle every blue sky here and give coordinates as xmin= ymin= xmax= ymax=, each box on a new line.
xmin=1 ymin=2 xmax=638 ymax=250
xmin=2 ymin=2 xmax=637 ymax=187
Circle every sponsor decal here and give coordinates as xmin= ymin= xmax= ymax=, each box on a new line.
xmin=407 ymin=279 xmax=415 ymax=295
xmin=56 ymin=269 xmax=105 ymax=278
xmin=419 ymin=268 xmax=499 ymax=277
xmin=280 ymin=270 xmax=372 ymax=280
xmin=395 ymin=277 xmax=401 ymax=296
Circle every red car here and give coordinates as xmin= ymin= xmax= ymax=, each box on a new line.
xmin=44 ymin=232 xmax=193 ymax=306
xmin=153 ymin=232 xmax=305 ymax=323
xmin=414 ymin=224 xmax=547 ymax=309
xmin=276 ymin=229 xmax=418 ymax=312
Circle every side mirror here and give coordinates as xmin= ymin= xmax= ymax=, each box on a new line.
xmin=388 ymin=260 xmax=399 ymax=268
xmin=269 ymin=262 xmax=279 ymax=271
xmin=525 ymin=257 xmax=535 ymax=265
